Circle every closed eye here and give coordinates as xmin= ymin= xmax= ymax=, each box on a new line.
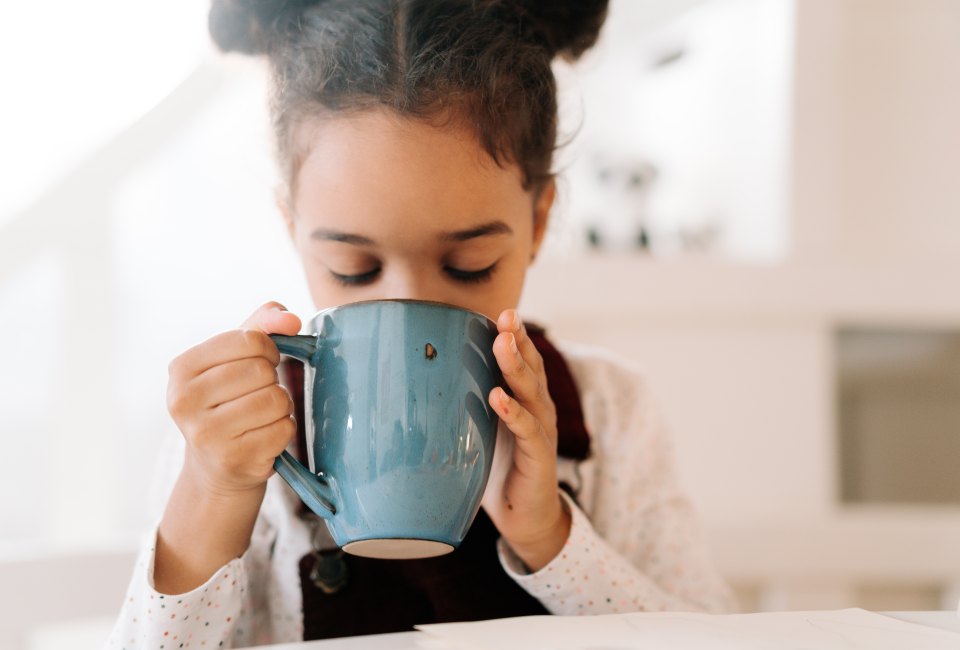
xmin=445 ymin=263 xmax=497 ymax=284
xmin=330 ymin=268 xmax=381 ymax=286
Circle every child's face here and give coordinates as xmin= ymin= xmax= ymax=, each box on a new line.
xmin=282 ymin=109 xmax=554 ymax=321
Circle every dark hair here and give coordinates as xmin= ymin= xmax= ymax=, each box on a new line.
xmin=209 ymin=0 xmax=608 ymax=197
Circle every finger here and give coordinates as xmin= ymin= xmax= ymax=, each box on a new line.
xmin=241 ymin=301 xmax=302 ymax=335
xmin=236 ymin=414 xmax=298 ymax=469
xmin=190 ymin=356 xmax=280 ymax=408
xmin=488 ymin=387 xmax=553 ymax=466
xmin=206 ymin=414 xmax=297 ymax=485
xmin=496 ymin=309 xmax=544 ymax=377
xmin=170 ymin=329 xmax=280 ymax=380
xmin=207 ymin=384 xmax=294 ymax=438
xmin=492 ymin=330 xmax=555 ymax=434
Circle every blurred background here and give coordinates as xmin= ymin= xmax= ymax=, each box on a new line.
xmin=1 ymin=0 xmax=959 ymax=647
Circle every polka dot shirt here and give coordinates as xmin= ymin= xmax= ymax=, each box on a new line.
xmin=106 ymin=343 xmax=736 ymax=648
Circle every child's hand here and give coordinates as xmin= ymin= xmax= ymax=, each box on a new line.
xmin=482 ymin=309 xmax=571 ymax=572
xmin=166 ymin=302 xmax=302 ymax=498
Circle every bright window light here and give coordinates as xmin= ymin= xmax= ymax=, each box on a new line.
xmin=0 ymin=1 xmax=211 ymax=222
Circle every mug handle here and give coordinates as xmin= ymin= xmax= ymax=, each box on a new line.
xmin=270 ymin=334 xmax=338 ymax=520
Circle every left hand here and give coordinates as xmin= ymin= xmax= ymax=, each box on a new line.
xmin=482 ymin=309 xmax=571 ymax=572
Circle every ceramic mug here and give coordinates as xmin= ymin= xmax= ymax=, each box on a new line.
xmin=270 ymin=300 xmax=502 ymax=559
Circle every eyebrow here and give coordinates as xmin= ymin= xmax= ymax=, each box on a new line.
xmin=440 ymin=220 xmax=513 ymax=242
xmin=310 ymin=220 xmax=514 ymax=245
xmin=310 ymin=229 xmax=375 ymax=245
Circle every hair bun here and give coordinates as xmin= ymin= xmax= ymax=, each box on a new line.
xmin=208 ymin=0 xmax=322 ymax=55
xmin=516 ymin=0 xmax=609 ymax=60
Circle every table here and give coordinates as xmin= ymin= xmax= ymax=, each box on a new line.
xmin=248 ymin=611 xmax=960 ymax=649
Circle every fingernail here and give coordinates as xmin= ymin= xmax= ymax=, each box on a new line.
xmin=511 ymin=310 xmax=521 ymax=330
xmin=509 ymin=333 xmax=519 ymax=355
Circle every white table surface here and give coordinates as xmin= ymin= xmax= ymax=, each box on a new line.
xmin=249 ymin=611 xmax=960 ymax=649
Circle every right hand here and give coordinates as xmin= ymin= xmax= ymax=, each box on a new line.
xmin=166 ymin=301 xmax=303 ymax=497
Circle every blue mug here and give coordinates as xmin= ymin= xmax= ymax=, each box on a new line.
xmin=270 ymin=300 xmax=502 ymax=559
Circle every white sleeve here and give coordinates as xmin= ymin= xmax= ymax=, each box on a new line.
xmin=104 ymin=428 xmax=279 ymax=649
xmin=498 ymin=490 xmax=716 ymax=614
xmin=104 ymin=524 xmax=250 ymax=649
xmin=498 ymin=346 xmax=737 ymax=615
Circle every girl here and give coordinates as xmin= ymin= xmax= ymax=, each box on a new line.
xmin=108 ymin=0 xmax=735 ymax=646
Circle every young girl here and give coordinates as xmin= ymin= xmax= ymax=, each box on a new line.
xmin=108 ymin=0 xmax=735 ymax=646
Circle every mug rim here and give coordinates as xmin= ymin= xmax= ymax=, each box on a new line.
xmin=307 ymin=299 xmax=498 ymax=328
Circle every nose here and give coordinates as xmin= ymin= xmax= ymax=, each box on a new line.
xmin=381 ymin=268 xmax=449 ymax=304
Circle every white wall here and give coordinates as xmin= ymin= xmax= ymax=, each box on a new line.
xmin=0 ymin=59 xmax=311 ymax=649
xmin=792 ymin=0 xmax=960 ymax=264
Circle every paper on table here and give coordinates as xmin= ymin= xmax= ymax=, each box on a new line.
xmin=417 ymin=608 xmax=960 ymax=650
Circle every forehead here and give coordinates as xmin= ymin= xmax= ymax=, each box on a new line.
xmin=292 ymin=110 xmax=530 ymax=232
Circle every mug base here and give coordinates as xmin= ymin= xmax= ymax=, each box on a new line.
xmin=342 ymin=538 xmax=455 ymax=560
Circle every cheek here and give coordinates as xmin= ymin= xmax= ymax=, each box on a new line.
xmin=474 ymin=257 xmax=529 ymax=319
xmin=303 ymin=273 xmax=339 ymax=311
xmin=295 ymin=248 xmax=342 ymax=309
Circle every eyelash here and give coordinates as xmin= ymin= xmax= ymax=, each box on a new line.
xmin=329 ymin=263 xmax=498 ymax=287
xmin=444 ymin=263 xmax=497 ymax=284
xmin=329 ymin=268 xmax=381 ymax=286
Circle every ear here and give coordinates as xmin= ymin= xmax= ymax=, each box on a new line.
xmin=275 ymin=186 xmax=296 ymax=242
xmin=530 ymin=179 xmax=556 ymax=263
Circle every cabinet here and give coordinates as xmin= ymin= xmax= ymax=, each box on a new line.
xmin=522 ymin=257 xmax=960 ymax=610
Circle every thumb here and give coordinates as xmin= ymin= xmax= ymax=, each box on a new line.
xmin=242 ymin=301 xmax=302 ymax=335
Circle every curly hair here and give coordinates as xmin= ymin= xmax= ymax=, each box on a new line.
xmin=209 ymin=0 xmax=608 ymax=197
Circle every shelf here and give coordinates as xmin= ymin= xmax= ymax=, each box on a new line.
xmin=522 ymin=255 xmax=960 ymax=326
